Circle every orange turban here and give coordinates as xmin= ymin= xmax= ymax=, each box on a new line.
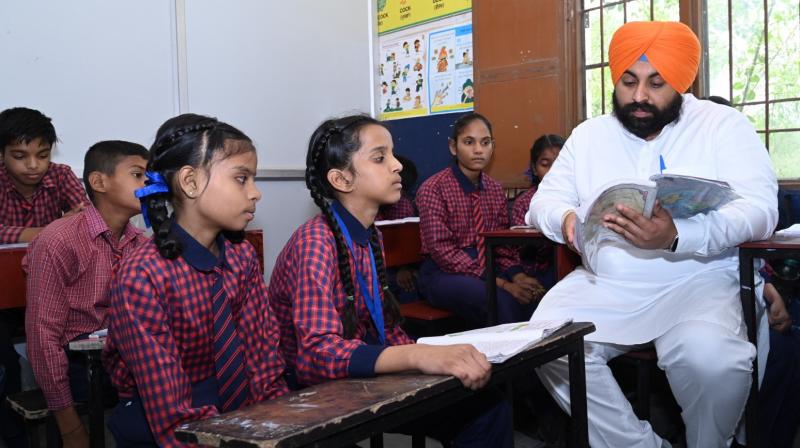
xmin=608 ymin=21 xmax=701 ymax=93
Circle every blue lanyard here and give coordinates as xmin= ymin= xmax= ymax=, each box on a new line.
xmin=331 ymin=209 xmax=386 ymax=345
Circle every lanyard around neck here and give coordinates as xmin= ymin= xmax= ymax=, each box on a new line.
xmin=331 ymin=208 xmax=386 ymax=345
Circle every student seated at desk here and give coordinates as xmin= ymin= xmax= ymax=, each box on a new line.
xmin=269 ymin=115 xmax=513 ymax=448
xmin=24 ymin=140 xmax=149 ymax=447
xmin=375 ymin=153 xmax=417 ymax=221
xmin=0 ymin=107 xmax=88 ymax=448
xmin=103 ymin=114 xmax=287 ymax=447
xmin=510 ymin=134 xmax=564 ymax=292
xmin=416 ymin=112 xmax=541 ymax=325
xmin=376 ymin=153 xmax=419 ymax=303
xmin=0 ymin=107 xmax=87 ymax=244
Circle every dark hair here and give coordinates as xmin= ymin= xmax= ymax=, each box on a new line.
xmin=703 ymin=96 xmax=733 ymax=107
xmin=305 ymin=114 xmax=403 ymax=338
xmin=394 ymin=154 xmax=418 ymax=193
xmin=530 ymin=134 xmax=565 ymax=165
xmin=0 ymin=107 xmax=58 ymax=153
xmin=450 ymin=112 xmax=493 ymax=141
xmin=144 ymin=113 xmax=255 ymax=259
xmin=529 ymin=134 xmax=565 ymax=185
xmin=83 ymin=140 xmax=148 ymax=203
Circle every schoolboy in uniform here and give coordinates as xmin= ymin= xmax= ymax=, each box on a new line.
xmin=0 ymin=106 xmax=87 ymax=447
xmin=0 ymin=107 xmax=87 ymax=244
xmin=25 ymin=140 xmax=148 ymax=447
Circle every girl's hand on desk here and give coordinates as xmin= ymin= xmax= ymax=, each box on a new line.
xmin=413 ymin=344 xmax=491 ymax=390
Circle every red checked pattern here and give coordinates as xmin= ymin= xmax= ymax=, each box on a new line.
xmin=268 ymin=214 xmax=413 ymax=386
xmin=416 ymin=167 xmax=519 ymax=278
xmin=0 ymin=162 xmax=87 ymax=243
xmin=24 ymin=206 xmax=146 ymax=410
xmin=103 ymin=239 xmax=287 ymax=446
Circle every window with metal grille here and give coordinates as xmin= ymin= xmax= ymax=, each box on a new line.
xmin=580 ymin=0 xmax=680 ymax=119
xmin=705 ymin=0 xmax=800 ymax=180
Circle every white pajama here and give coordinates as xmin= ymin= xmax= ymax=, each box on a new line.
xmin=526 ymin=95 xmax=779 ymax=448
xmin=538 ymin=320 xmax=755 ymax=448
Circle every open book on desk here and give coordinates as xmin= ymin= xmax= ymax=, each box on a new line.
xmin=417 ymin=318 xmax=572 ymax=363
xmin=575 ymin=174 xmax=740 ymax=274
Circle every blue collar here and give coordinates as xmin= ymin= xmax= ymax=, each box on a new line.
xmin=172 ymin=223 xmax=227 ymax=272
xmin=331 ymin=201 xmax=370 ymax=246
xmin=450 ymin=163 xmax=483 ymax=194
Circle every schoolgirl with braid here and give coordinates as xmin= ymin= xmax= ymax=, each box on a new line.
xmin=102 ymin=114 xmax=287 ymax=447
xmin=268 ymin=114 xmax=513 ymax=448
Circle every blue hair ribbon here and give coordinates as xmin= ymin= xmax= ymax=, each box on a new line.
xmin=134 ymin=171 xmax=170 ymax=228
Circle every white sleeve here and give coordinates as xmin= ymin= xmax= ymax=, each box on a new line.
xmin=675 ymin=112 xmax=778 ymax=255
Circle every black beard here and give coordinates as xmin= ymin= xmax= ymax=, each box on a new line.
xmin=613 ymin=92 xmax=683 ymax=139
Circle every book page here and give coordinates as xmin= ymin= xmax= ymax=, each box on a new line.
xmin=417 ymin=319 xmax=572 ymax=363
xmin=650 ymin=174 xmax=740 ymax=219
xmin=576 ymin=181 xmax=657 ymax=273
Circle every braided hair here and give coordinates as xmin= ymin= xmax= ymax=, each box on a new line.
xmin=305 ymin=115 xmax=403 ymax=338
xmin=143 ymin=113 xmax=254 ymax=259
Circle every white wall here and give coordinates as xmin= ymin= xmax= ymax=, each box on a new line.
xmin=0 ymin=0 xmax=375 ymax=279
xmin=0 ymin=1 xmax=179 ymax=169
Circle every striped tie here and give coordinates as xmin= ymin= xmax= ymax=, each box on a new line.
xmin=471 ymin=191 xmax=486 ymax=271
xmin=211 ymin=266 xmax=250 ymax=412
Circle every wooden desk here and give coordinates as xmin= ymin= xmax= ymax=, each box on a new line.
xmin=0 ymin=244 xmax=27 ymax=309
xmin=68 ymin=337 xmax=106 ymax=448
xmin=738 ymin=234 xmax=800 ymax=448
xmin=175 ymin=322 xmax=595 ymax=448
xmin=376 ymin=221 xmax=421 ymax=267
xmin=480 ymin=229 xmax=579 ymax=325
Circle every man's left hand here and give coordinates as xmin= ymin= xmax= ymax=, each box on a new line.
xmin=603 ymin=201 xmax=677 ymax=250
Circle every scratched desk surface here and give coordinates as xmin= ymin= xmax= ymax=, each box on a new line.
xmin=176 ymin=322 xmax=595 ymax=448
xmin=177 ymin=374 xmax=449 ymax=448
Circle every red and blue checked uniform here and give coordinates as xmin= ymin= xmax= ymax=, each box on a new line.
xmin=511 ymin=186 xmax=536 ymax=227
xmin=270 ymin=202 xmax=515 ymax=448
xmin=103 ymin=225 xmax=287 ymax=446
xmin=0 ymin=162 xmax=87 ymax=243
xmin=417 ymin=165 xmax=533 ymax=325
xmin=511 ymin=187 xmax=555 ymax=287
xmin=24 ymin=206 xmax=146 ymax=411
xmin=376 ymin=195 xmax=416 ymax=221
xmin=417 ymin=165 xmax=520 ymax=278
xmin=269 ymin=201 xmax=413 ymax=386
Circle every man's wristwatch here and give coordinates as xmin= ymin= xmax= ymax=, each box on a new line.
xmin=666 ymin=232 xmax=679 ymax=252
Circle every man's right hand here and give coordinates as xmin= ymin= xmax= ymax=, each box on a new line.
xmin=561 ymin=210 xmax=578 ymax=253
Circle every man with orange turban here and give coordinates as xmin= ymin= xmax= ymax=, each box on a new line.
xmin=525 ymin=21 xmax=778 ymax=448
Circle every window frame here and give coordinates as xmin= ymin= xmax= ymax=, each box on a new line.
xmin=574 ymin=0 xmax=800 ymax=183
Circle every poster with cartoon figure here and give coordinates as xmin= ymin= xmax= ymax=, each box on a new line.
xmin=379 ymin=31 xmax=428 ymax=120
xmin=428 ymin=23 xmax=474 ymax=114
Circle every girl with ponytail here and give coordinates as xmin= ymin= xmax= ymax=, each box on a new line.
xmin=103 ymin=114 xmax=287 ymax=447
xmin=268 ymin=114 xmax=513 ymax=447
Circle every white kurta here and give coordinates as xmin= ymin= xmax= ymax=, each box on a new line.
xmin=527 ymin=94 xmax=778 ymax=354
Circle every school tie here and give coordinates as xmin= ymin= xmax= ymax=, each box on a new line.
xmin=471 ymin=191 xmax=486 ymax=270
xmin=211 ymin=266 xmax=250 ymax=412
xmin=20 ymin=201 xmax=34 ymax=227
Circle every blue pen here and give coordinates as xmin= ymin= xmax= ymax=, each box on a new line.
xmin=659 ymin=155 xmax=666 ymax=173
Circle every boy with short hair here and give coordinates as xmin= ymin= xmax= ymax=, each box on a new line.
xmin=0 ymin=107 xmax=87 ymax=244
xmin=25 ymin=140 xmax=149 ymax=447
xmin=0 ymin=107 xmax=88 ymax=447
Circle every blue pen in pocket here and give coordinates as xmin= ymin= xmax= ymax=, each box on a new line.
xmin=659 ymin=155 xmax=666 ymax=174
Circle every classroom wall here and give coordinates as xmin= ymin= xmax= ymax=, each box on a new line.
xmin=0 ymin=0 xmax=375 ymax=279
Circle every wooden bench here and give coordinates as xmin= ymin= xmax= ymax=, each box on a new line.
xmin=377 ymin=221 xmax=461 ymax=337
